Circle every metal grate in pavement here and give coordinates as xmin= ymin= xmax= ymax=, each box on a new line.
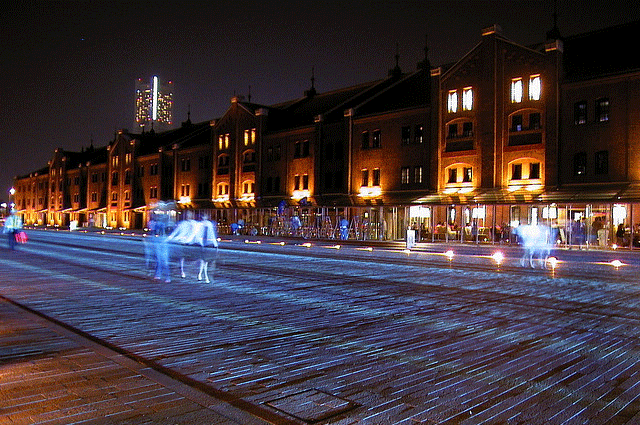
xmin=264 ymin=389 xmax=358 ymax=423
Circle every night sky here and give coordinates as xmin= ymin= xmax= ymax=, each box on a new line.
xmin=1 ymin=1 xmax=636 ymax=199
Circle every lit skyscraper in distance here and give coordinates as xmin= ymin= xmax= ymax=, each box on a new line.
xmin=134 ymin=76 xmax=173 ymax=132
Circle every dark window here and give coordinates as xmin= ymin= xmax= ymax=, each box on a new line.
xmin=303 ymin=174 xmax=309 ymax=190
xmin=334 ymin=171 xmax=343 ymax=189
xmin=448 ymin=168 xmax=457 ymax=183
xmin=529 ymin=113 xmax=541 ymax=130
xmin=150 ymin=164 xmax=158 ymax=176
xmin=181 ymin=158 xmax=191 ymax=172
xmin=373 ymin=168 xmax=381 ymax=186
xmin=596 ymin=98 xmax=610 ymax=122
xmin=325 ymin=172 xmax=332 ymax=188
xmin=372 ymin=130 xmax=381 ymax=148
xmin=111 ymin=172 xmax=118 ymax=186
xmin=294 ymin=175 xmax=300 ymax=190
xmin=302 ymin=140 xmax=310 ymax=157
xmin=325 ymin=143 xmax=333 ymax=160
xmin=361 ymin=169 xmax=369 ymax=187
xmin=137 ymin=166 xmax=144 ymax=177
xmin=267 ymin=147 xmax=274 ymax=161
xmin=401 ymin=126 xmax=411 ymax=145
xmin=124 ymin=170 xmax=131 ymax=185
xmin=448 ymin=123 xmax=457 ymax=138
xmin=243 ymin=151 xmax=256 ymax=163
xmin=361 ymin=131 xmax=370 ymax=149
xmin=198 ymin=156 xmax=210 ymax=169
xmin=274 ymin=176 xmax=280 ymax=192
xmin=574 ymin=152 xmax=587 ymax=176
xmin=74 ymin=176 xmax=80 ymax=185
xmin=512 ymin=164 xmax=522 ymax=180
xmin=595 ymin=151 xmax=608 ymax=175
xmin=529 ymin=162 xmax=540 ymax=179
xmin=574 ymin=101 xmax=587 ymax=125
xmin=462 ymin=122 xmax=473 ymax=137
xmin=511 ymin=114 xmax=523 ymax=131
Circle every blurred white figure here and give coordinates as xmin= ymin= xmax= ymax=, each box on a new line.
xmin=167 ymin=211 xmax=198 ymax=278
xmin=197 ymin=213 xmax=219 ymax=283
xmin=516 ymin=224 xmax=555 ymax=268
xmin=167 ymin=212 xmax=218 ymax=282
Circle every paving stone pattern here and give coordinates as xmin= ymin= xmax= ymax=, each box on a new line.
xmin=2 ymin=231 xmax=640 ymax=423
xmin=0 ymin=298 xmax=256 ymax=425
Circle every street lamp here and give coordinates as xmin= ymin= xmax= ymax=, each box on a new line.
xmin=8 ymin=187 xmax=16 ymax=211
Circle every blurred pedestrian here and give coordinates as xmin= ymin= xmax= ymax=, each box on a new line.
xmin=3 ymin=210 xmax=22 ymax=250
xmin=197 ymin=213 xmax=219 ymax=283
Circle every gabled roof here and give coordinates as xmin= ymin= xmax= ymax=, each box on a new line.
xmin=563 ymin=20 xmax=640 ymax=81
xmin=260 ymin=76 xmax=404 ymax=132
xmin=135 ymin=120 xmax=211 ymax=156
xmin=353 ymin=68 xmax=432 ymax=116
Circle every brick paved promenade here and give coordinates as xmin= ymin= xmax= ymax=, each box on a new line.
xmin=2 ymin=230 xmax=640 ymax=424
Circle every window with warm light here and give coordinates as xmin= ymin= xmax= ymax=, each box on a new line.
xmin=511 ymin=78 xmax=523 ymax=103
xmin=448 ymin=90 xmax=458 ymax=113
xmin=401 ymin=167 xmax=410 ymax=184
xmin=413 ymin=166 xmax=422 ymax=184
xmin=463 ymin=167 xmax=472 ymax=182
xmin=243 ymin=181 xmax=254 ymax=194
xmin=244 ymin=128 xmax=256 ymax=145
xmin=462 ymin=87 xmax=473 ymax=111
xmin=217 ymin=183 xmax=229 ymax=196
xmin=529 ymin=75 xmax=541 ymax=100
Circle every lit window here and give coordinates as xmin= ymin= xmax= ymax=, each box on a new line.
xmin=401 ymin=167 xmax=410 ymax=184
xmin=511 ymin=78 xmax=523 ymax=103
xmin=462 ymin=87 xmax=473 ymax=111
xmin=463 ymin=167 xmax=472 ymax=182
xmin=448 ymin=90 xmax=458 ymax=113
xmin=574 ymin=101 xmax=587 ymax=125
xmin=596 ymin=98 xmax=610 ymax=122
xmin=529 ymin=75 xmax=541 ymax=100
xmin=413 ymin=167 xmax=422 ymax=184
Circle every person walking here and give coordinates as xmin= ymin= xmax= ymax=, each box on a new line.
xmin=3 ymin=210 xmax=23 ymax=250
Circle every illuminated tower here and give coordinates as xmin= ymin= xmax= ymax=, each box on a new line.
xmin=134 ymin=76 xmax=173 ymax=132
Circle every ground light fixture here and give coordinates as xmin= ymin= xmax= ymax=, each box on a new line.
xmin=444 ymin=250 xmax=455 ymax=262
xmin=610 ymin=259 xmax=625 ymax=269
xmin=546 ymin=256 xmax=559 ymax=270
